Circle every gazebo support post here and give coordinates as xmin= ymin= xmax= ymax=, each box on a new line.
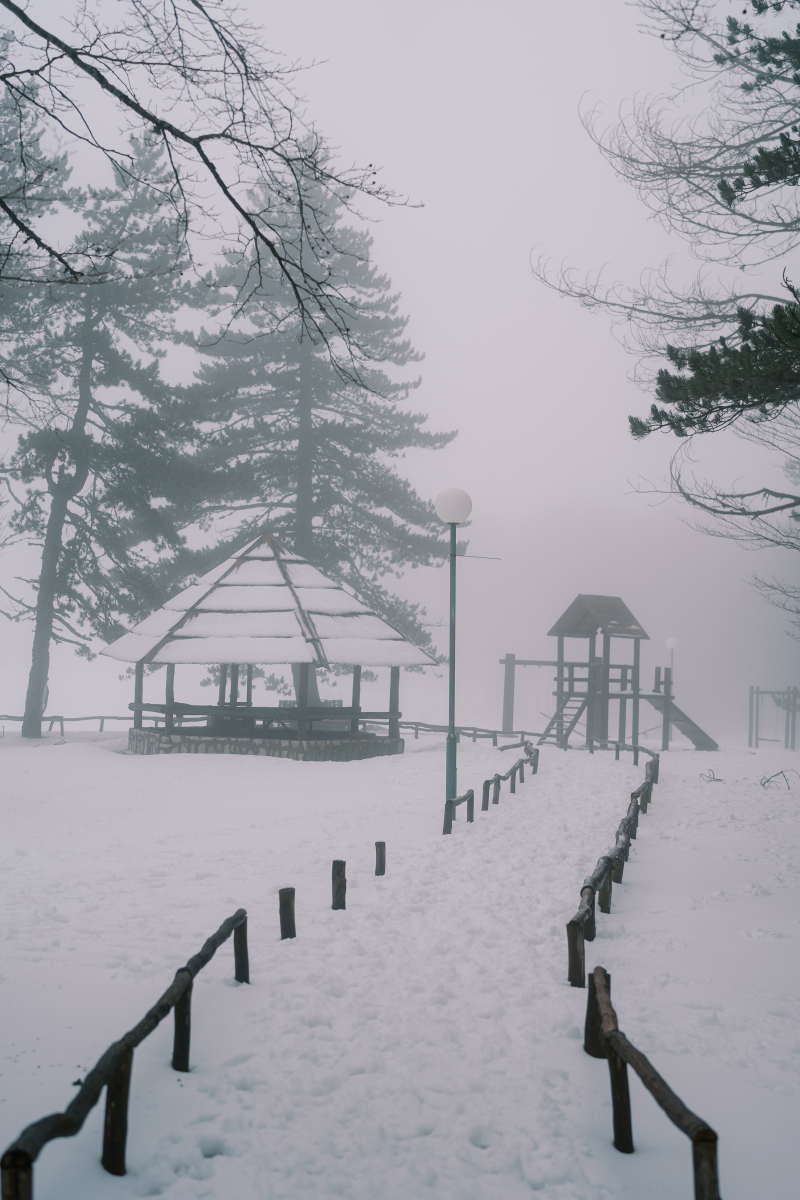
xmin=229 ymin=665 xmax=239 ymax=710
xmin=134 ymin=662 xmax=144 ymax=730
xmin=350 ymin=666 xmax=362 ymax=734
xmin=218 ymin=665 xmax=228 ymax=706
xmin=165 ymin=664 xmax=175 ymax=733
xmin=246 ymin=665 xmax=253 ymax=705
xmin=632 ymin=639 xmax=640 ymax=765
xmin=600 ymin=633 xmax=611 ymax=747
xmin=297 ymin=663 xmax=309 ymax=741
xmin=556 ymin=636 xmax=565 ymax=747
xmin=618 ymin=666 xmax=628 ymax=747
xmin=389 ymin=667 xmax=400 ymax=740
xmin=586 ymin=632 xmax=597 ymax=749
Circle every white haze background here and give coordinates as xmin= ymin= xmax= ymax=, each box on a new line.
xmin=0 ymin=0 xmax=798 ymax=742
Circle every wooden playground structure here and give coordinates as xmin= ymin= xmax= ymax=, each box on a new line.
xmin=501 ymin=595 xmax=718 ymax=752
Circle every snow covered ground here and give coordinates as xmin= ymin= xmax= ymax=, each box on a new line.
xmin=1 ymin=732 xmax=798 ymax=1199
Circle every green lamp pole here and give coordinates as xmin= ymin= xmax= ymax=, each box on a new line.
xmin=435 ymin=488 xmax=473 ymax=801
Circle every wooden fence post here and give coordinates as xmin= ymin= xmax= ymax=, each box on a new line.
xmin=0 ymin=1150 xmax=33 ymax=1200
xmin=510 ymin=766 xmax=516 ymax=794
xmin=583 ymin=969 xmax=609 ymax=1058
xmin=443 ymin=799 xmax=454 ymax=834
xmin=598 ymin=866 xmax=612 ymax=914
xmin=102 ymin=1045 xmax=133 ymax=1176
xmin=566 ymin=917 xmax=585 ymax=987
xmin=607 ymin=1039 xmax=634 ymax=1153
xmin=611 ymin=849 xmax=625 ymax=884
xmin=279 ymin=887 xmax=296 ymax=939
xmin=693 ymin=1131 xmax=721 ymax=1200
xmin=375 ymin=842 xmax=386 ymax=875
xmin=172 ymin=973 xmax=192 ymax=1072
xmin=332 ymin=861 xmax=346 ymax=910
xmin=492 ymin=776 xmax=501 ymax=805
xmin=234 ymin=917 xmax=249 ymax=984
xmin=481 ymin=780 xmax=491 ymax=811
xmin=466 ymin=791 xmax=474 ymax=823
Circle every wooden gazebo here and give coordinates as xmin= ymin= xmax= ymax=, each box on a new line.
xmin=101 ymin=531 xmax=436 ymax=760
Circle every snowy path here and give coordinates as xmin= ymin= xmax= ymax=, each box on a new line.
xmin=1 ymin=735 xmax=798 ymax=1198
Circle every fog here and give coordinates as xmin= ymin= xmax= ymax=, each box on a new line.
xmin=1 ymin=0 xmax=798 ymax=745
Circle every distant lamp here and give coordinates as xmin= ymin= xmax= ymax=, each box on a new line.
xmin=435 ymin=488 xmax=472 ymax=525
xmin=666 ymin=637 xmax=678 ymax=651
xmin=435 ymin=488 xmax=472 ymax=804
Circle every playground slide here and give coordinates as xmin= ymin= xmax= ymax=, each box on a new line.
xmin=645 ymin=695 xmax=718 ymax=751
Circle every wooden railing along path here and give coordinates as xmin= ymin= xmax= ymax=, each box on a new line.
xmin=1 ymin=909 xmax=249 ymax=1199
xmin=566 ymin=752 xmax=659 ymax=988
xmin=442 ymin=740 xmax=539 ymax=834
xmin=584 ymin=966 xmax=720 ymax=1199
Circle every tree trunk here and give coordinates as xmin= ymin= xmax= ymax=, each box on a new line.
xmin=295 ymin=338 xmax=314 ymax=560
xmin=21 ymin=302 xmax=96 ymax=737
xmin=293 ymin=339 xmax=320 ymax=704
xmin=20 ymin=489 xmax=71 ymax=738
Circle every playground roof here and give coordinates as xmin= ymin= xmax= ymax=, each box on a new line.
xmin=100 ymin=530 xmax=438 ymax=669
xmin=547 ymin=595 xmax=649 ymax=640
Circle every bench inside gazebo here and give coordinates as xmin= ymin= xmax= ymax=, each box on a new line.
xmin=101 ymin=531 xmax=436 ymax=761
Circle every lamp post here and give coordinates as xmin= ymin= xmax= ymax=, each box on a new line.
xmin=665 ymin=636 xmax=678 ymax=749
xmin=435 ymin=488 xmax=473 ymax=801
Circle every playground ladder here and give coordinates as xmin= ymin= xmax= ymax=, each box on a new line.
xmin=538 ymin=692 xmax=588 ymax=748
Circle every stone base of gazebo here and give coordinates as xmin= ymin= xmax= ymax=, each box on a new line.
xmin=128 ymin=729 xmax=404 ymax=761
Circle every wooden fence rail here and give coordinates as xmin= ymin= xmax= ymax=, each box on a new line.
xmin=443 ymin=742 xmax=540 ymax=835
xmin=567 ymin=755 xmax=659 ymax=987
xmin=1 ymin=909 xmax=249 ymax=1199
xmin=584 ymin=966 xmax=720 ymax=1199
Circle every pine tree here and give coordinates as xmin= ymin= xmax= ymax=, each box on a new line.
xmin=191 ymin=182 xmax=456 ymax=669
xmin=0 ymin=137 xmax=234 ymax=737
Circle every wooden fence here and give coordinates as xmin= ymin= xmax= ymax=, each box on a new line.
xmin=584 ymin=966 xmax=720 ymax=1200
xmin=566 ymin=753 xmax=659 ymax=987
xmin=443 ymin=741 xmax=539 ymax=834
xmin=0 ymin=909 xmax=249 ymax=1199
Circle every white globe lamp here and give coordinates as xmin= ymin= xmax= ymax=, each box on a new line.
xmin=435 ymin=488 xmax=472 ymax=525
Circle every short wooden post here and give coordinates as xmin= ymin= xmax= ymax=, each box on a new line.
xmin=693 ymin=1132 xmax=721 ymax=1200
xmin=389 ymin=666 xmax=400 ymax=740
xmin=611 ymin=850 xmax=625 ymax=884
xmin=492 ymin=776 xmax=501 ymax=805
xmin=165 ymin=663 xmax=175 ymax=733
xmin=279 ymin=887 xmax=296 ymax=939
xmin=614 ymin=740 xmax=620 ymax=761
xmin=443 ymin=798 xmax=455 ymax=835
xmin=466 ymin=790 xmax=474 ymax=822
xmin=598 ymin=866 xmax=612 ymax=914
xmin=375 ymin=841 xmax=386 ymax=875
xmin=510 ymin=766 xmax=516 ymax=794
xmin=102 ymin=1044 xmax=133 ymax=1176
xmin=582 ymin=886 xmax=596 ymax=941
xmin=332 ymin=860 xmax=346 ymax=910
xmin=234 ymin=917 xmax=249 ymax=983
xmin=350 ymin=666 xmax=362 ymax=734
xmin=481 ymin=779 xmax=491 ymax=811
xmin=583 ymin=969 xmax=609 ymax=1058
xmin=607 ymin=1039 xmax=634 ymax=1153
xmin=0 ymin=1150 xmax=33 ymax=1200
xmin=134 ymin=661 xmax=144 ymax=731
xmin=519 ymin=760 xmax=524 ymax=784
xmin=566 ymin=918 xmax=585 ymax=987
xmin=172 ymin=972 xmax=192 ymax=1072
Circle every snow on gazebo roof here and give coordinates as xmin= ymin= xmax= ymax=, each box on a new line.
xmin=101 ymin=531 xmax=437 ymax=668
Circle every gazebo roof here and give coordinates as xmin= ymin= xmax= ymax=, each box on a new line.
xmin=101 ymin=531 xmax=437 ymax=668
xmin=547 ymin=594 xmax=649 ymax=640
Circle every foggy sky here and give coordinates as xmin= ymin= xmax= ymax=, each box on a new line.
xmin=1 ymin=0 xmax=798 ymax=745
